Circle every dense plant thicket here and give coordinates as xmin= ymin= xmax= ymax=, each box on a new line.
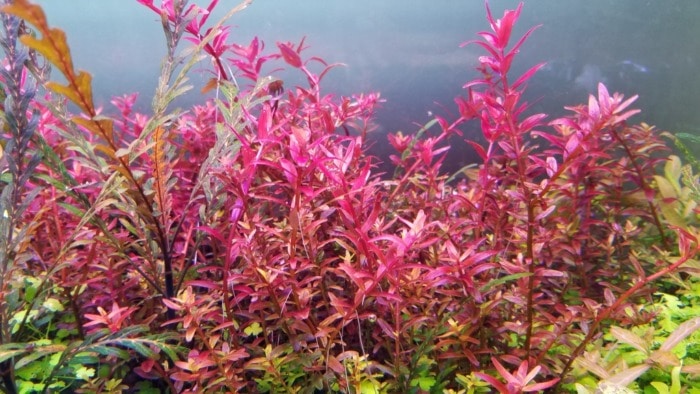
xmin=0 ymin=0 xmax=699 ymax=393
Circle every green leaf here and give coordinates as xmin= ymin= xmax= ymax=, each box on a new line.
xmin=23 ymin=276 xmax=40 ymax=303
xmin=75 ymin=365 xmax=95 ymax=380
xmin=670 ymin=365 xmax=681 ymax=394
xmin=0 ymin=347 xmax=27 ymax=364
xmin=244 ymin=322 xmax=263 ymax=337
xmin=676 ymin=132 xmax=700 ymax=144
xmin=18 ymin=381 xmax=45 ymax=394
xmin=119 ymin=339 xmax=155 ymax=358
xmin=664 ymin=155 xmax=683 ymax=191
xmin=411 ymin=376 xmax=436 ymax=390
xmin=16 ymin=358 xmax=49 ymax=380
xmin=42 ymin=298 xmax=64 ymax=312
xmin=14 ymin=344 xmax=66 ymax=369
xmin=479 ymin=272 xmax=532 ymax=293
xmin=360 ymin=380 xmax=381 ymax=394
xmin=23 ymin=284 xmax=37 ymax=303
xmin=89 ymin=344 xmax=129 ymax=360
xmin=134 ymin=381 xmax=161 ymax=394
xmin=650 ymin=381 xmax=670 ymax=394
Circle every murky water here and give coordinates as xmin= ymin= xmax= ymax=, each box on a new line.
xmin=34 ymin=0 xmax=700 ymax=174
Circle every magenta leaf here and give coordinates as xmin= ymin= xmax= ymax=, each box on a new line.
xmin=277 ymin=41 xmax=302 ymax=68
xmin=512 ymin=62 xmax=546 ymax=90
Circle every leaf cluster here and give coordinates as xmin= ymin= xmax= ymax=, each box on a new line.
xmin=0 ymin=1 xmax=697 ymax=393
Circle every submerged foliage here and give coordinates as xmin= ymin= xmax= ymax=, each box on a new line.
xmin=0 ymin=0 xmax=698 ymax=393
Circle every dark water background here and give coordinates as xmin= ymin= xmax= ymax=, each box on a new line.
xmin=34 ymin=1 xmax=700 ymax=175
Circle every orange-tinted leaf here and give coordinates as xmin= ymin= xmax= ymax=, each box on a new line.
xmin=72 ymin=117 xmax=114 ymax=146
xmin=326 ymin=355 xmax=344 ymax=374
xmin=94 ymin=144 xmax=116 ymax=158
xmin=72 ymin=71 xmax=96 ymax=112
xmin=201 ymin=77 xmax=219 ymax=94
xmin=6 ymin=0 xmax=97 ymax=115
xmin=2 ymin=0 xmax=48 ymax=35
xmin=152 ymin=125 xmax=173 ymax=227
xmin=19 ymin=32 xmax=75 ymax=78
xmin=46 ymin=81 xmax=84 ymax=112
xmin=649 ymin=349 xmax=679 ymax=368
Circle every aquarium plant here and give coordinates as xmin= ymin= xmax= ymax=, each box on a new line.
xmin=0 ymin=0 xmax=698 ymax=393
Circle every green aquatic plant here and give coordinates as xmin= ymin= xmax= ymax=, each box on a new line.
xmin=572 ymin=289 xmax=700 ymax=393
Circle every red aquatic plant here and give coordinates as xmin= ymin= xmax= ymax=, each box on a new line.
xmin=0 ymin=0 xmax=693 ymax=393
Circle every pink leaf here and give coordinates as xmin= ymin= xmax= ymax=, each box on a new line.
xmin=495 ymin=3 xmax=523 ymax=48
xmin=376 ymin=318 xmax=396 ymax=340
xmin=614 ymin=94 xmax=639 ymax=115
xmin=277 ymin=41 xmax=302 ymax=68
xmin=523 ymin=378 xmax=560 ymax=392
xmin=597 ymin=82 xmax=611 ymax=114
xmin=492 ymin=357 xmax=517 ymax=385
xmin=512 ymin=62 xmax=546 ymax=90
xmin=587 ymin=94 xmax=600 ymax=121
xmin=474 ymin=372 xmax=509 ymax=393
xmin=519 ymin=113 xmax=546 ymax=131
xmin=467 ymin=140 xmax=488 ymax=161
xmin=507 ymin=25 xmax=542 ymax=64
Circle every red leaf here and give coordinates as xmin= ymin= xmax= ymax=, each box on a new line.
xmin=376 ymin=318 xmax=396 ymax=340
xmin=277 ymin=41 xmax=302 ymax=68
xmin=474 ymin=371 xmax=508 ymax=393
xmin=467 ymin=140 xmax=488 ymax=161
xmin=495 ymin=3 xmax=523 ymax=48
xmin=512 ymin=62 xmax=546 ymax=90
xmin=507 ymin=25 xmax=542 ymax=66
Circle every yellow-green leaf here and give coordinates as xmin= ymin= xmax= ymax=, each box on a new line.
xmin=42 ymin=298 xmax=64 ymax=312
xmin=244 ymin=322 xmax=262 ymax=337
